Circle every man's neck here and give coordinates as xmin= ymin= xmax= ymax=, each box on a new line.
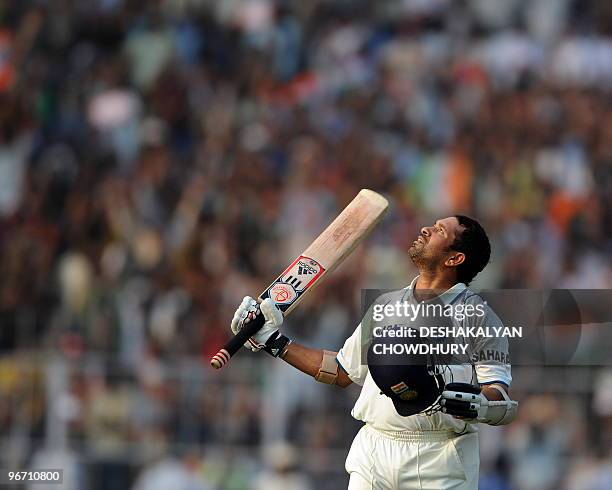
xmin=414 ymin=273 xmax=457 ymax=302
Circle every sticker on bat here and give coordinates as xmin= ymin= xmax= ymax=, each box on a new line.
xmin=280 ymin=256 xmax=325 ymax=292
xmin=268 ymin=283 xmax=297 ymax=305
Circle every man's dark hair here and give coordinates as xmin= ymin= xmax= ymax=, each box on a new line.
xmin=450 ymin=215 xmax=491 ymax=285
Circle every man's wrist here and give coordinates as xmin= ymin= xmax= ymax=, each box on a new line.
xmin=481 ymin=384 xmax=508 ymax=401
xmin=279 ymin=339 xmax=292 ymax=359
xmin=263 ymin=332 xmax=292 ymax=358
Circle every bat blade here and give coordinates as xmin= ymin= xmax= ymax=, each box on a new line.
xmin=211 ymin=189 xmax=388 ymax=369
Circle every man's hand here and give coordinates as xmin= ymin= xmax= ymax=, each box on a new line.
xmin=440 ymin=382 xmax=517 ymax=426
xmin=231 ymin=296 xmax=283 ymax=352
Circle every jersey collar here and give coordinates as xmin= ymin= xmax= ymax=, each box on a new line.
xmin=407 ymin=276 xmax=467 ymax=306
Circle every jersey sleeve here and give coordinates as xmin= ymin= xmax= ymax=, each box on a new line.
xmin=336 ymin=322 xmax=369 ymax=386
xmin=472 ymin=303 xmax=513 ymax=387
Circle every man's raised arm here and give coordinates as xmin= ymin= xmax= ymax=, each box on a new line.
xmin=230 ymin=296 xmax=353 ymax=387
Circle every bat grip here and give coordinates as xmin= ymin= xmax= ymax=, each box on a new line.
xmin=210 ymin=312 xmax=266 ymax=369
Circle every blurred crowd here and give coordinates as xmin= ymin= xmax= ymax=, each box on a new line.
xmin=0 ymin=0 xmax=611 ymax=489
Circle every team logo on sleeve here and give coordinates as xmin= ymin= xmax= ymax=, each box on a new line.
xmin=471 ymin=349 xmax=511 ymax=364
xmin=390 ymin=381 xmax=419 ymax=401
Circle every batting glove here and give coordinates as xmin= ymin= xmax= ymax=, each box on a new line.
xmin=231 ymin=296 xmax=283 ymax=352
xmin=441 ymin=382 xmax=518 ymax=426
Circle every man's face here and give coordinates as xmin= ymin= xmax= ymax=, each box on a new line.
xmin=409 ymin=217 xmax=464 ymax=269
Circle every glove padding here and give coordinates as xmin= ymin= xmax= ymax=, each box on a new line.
xmin=440 ymin=382 xmax=517 ymax=425
xmin=230 ymin=296 xmax=283 ymax=352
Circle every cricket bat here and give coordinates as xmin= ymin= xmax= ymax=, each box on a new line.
xmin=211 ymin=189 xmax=389 ymax=369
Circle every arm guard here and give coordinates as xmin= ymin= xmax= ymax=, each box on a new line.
xmin=478 ymin=384 xmax=518 ymax=425
xmin=315 ymin=350 xmax=339 ymax=385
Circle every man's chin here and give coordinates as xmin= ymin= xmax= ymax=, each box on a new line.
xmin=408 ymin=246 xmax=420 ymax=260
xmin=409 ymin=241 xmax=423 ymax=252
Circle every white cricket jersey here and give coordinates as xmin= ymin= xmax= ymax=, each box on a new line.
xmin=336 ymin=277 xmax=512 ymax=433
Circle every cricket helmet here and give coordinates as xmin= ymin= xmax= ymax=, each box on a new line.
xmin=367 ymin=326 xmax=450 ymax=417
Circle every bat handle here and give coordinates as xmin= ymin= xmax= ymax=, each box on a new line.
xmin=210 ymin=312 xmax=266 ymax=369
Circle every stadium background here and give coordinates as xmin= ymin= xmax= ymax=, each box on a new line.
xmin=0 ymin=0 xmax=611 ymax=489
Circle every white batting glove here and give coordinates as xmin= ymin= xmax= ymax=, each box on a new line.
xmin=230 ymin=296 xmax=283 ymax=352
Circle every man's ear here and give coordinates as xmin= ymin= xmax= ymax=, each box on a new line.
xmin=445 ymin=252 xmax=465 ymax=268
